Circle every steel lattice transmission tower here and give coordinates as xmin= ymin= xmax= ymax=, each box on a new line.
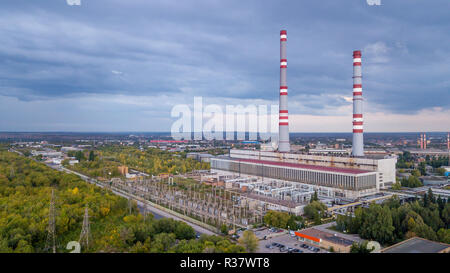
xmin=9 ymin=167 xmax=15 ymax=179
xmin=45 ymin=189 xmax=56 ymax=253
xmin=128 ymin=198 xmax=133 ymax=214
xmin=143 ymin=206 xmax=148 ymax=221
xmin=79 ymin=206 xmax=91 ymax=250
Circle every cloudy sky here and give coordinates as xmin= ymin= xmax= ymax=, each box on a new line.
xmin=0 ymin=0 xmax=449 ymax=132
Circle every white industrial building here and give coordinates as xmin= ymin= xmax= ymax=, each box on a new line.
xmin=228 ymin=149 xmax=397 ymax=190
xmin=211 ymin=151 xmax=385 ymax=199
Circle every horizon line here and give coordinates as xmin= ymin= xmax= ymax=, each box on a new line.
xmin=1 ymin=131 xmax=449 ymax=134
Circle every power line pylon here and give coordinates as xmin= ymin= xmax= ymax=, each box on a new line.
xmin=79 ymin=206 xmax=91 ymax=251
xmin=128 ymin=198 xmax=132 ymax=214
xmin=45 ymin=189 xmax=56 ymax=253
xmin=9 ymin=167 xmax=15 ymax=179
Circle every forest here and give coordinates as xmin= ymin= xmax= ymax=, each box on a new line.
xmin=335 ymin=193 xmax=450 ymax=246
xmin=396 ymin=151 xmax=449 ymax=175
xmin=398 ymin=169 xmax=423 ymax=188
xmin=263 ymin=210 xmax=304 ymax=230
xmin=0 ymin=150 xmax=244 ymax=253
xmin=64 ymin=145 xmax=210 ymax=179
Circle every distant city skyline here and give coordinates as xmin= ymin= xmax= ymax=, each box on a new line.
xmin=0 ymin=1 xmax=449 ymax=132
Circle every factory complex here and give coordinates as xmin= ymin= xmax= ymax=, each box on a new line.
xmin=209 ymin=30 xmax=397 ymax=214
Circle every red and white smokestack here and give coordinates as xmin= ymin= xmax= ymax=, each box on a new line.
xmin=278 ymin=30 xmax=290 ymax=153
xmin=447 ymin=133 xmax=450 ymax=150
xmin=352 ymin=50 xmax=364 ymax=157
xmin=420 ymin=133 xmax=424 ymax=149
xmin=424 ymin=133 xmax=427 ymax=149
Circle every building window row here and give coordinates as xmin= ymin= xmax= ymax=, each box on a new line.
xmin=211 ymin=159 xmax=376 ymax=191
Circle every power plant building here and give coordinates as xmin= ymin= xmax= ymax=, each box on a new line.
xmin=211 ymin=149 xmax=396 ymax=199
xmin=211 ymin=32 xmax=397 ymax=201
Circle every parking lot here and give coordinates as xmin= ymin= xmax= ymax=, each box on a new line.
xmin=253 ymin=227 xmax=285 ymax=240
xmin=257 ymin=231 xmax=328 ymax=253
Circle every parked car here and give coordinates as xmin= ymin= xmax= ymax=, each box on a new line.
xmin=265 ymin=244 xmax=271 ymax=249
xmin=301 ymin=244 xmax=308 ymax=249
xmin=272 ymin=242 xmax=279 ymax=247
xmin=279 ymin=247 xmax=287 ymax=252
xmin=291 ymin=248 xmax=302 ymax=253
xmin=313 ymin=248 xmax=320 ymax=252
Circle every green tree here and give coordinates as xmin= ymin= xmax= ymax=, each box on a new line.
xmin=418 ymin=162 xmax=426 ymax=175
xmin=427 ymin=188 xmax=436 ymax=204
xmin=174 ymin=222 xmax=196 ymax=240
xmin=151 ymin=233 xmax=176 ymax=252
xmin=311 ymin=191 xmax=319 ymax=202
xmin=89 ymin=151 xmax=95 ymax=161
xmin=411 ymin=169 xmax=421 ymax=177
xmin=263 ymin=210 xmax=291 ymax=229
xmin=220 ymin=224 xmax=229 ymax=235
xmin=238 ymin=230 xmax=258 ymax=253
xmin=75 ymin=151 xmax=85 ymax=162
xmin=391 ymin=182 xmax=402 ymax=190
xmin=358 ymin=204 xmax=395 ymax=244
xmin=286 ymin=216 xmax=300 ymax=230
xmin=400 ymin=176 xmax=423 ymax=188
xmin=436 ymin=168 xmax=446 ymax=176
xmin=0 ymin=150 xmax=243 ymax=253
xmin=442 ymin=203 xmax=450 ymax=228
xmin=303 ymin=201 xmax=327 ymax=221
xmin=350 ymin=241 xmax=373 ymax=253
xmin=437 ymin=228 xmax=450 ymax=244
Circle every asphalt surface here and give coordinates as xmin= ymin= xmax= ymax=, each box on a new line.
xmin=257 ymin=229 xmax=328 ymax=253
xmin=313 ymin=222 xmax=363 ymax=243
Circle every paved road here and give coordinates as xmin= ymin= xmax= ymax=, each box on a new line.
xmin=258 ymin=232 xmax=328 ymax=253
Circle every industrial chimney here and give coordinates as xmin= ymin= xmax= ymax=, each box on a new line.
xmin=352 ymin=50 xmax=364 ymax=157
xmin=424 ymin=133 xmax=427 ymax=149
xmin=278 ymin=30 xmax=290 ymax=153
xmin=420 ymin=133 xmax=424 ymax=149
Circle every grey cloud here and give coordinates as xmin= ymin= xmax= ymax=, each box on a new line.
xmin=0 ymin=0 xmax=449 ymax=131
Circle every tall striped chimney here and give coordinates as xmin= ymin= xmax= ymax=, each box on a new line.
xmin=420 ymin=133 xmax=424 ymax=149
xmin=278 ymin=30 xmax=290 ymax=153
xmin=424 ymin=133 xmax=427 ymax=149
xmin=352 ymin=50 xmax=364 ymax=157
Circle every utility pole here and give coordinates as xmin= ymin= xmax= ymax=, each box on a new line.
xmin=128 ymin=198 xmax=132 ymax=214
xmin=45 ymin=189 xmax=56 ymax=253
xmin=9 ymin=167 xmax=15 ymax=179
xmin=79 ymin=206 xmax=91 ymax=251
